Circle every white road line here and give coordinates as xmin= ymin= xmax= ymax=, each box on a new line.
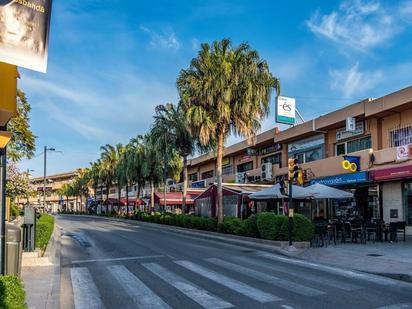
xmin=70 ymin=267 xmax=105 ymax=309
xmin=281 ymin=305 xmax=297 ymax=309
xmin=206 ymin=258 xmax=324 ymax=297
xmin=71 ymin=254 xmax=163 ymax=264
xmin=258 ymin=253 xmax=412 ymax=287
xmin=375 ymin=304 xmax=412 ymax=309
xmin=174 ymin=260 xmax=280 ymax=303
xmin=142 ymin=262 xmax=233 ymax=309
xmin=107 ymin=265 xmax=171 ymax=309
xmin=232 ymin=255 xmax=361 ymax=291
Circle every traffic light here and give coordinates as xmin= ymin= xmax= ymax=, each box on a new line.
xmin=296 ymin=169 xmax=304 ymax=185
xmin=288 ymin=158 xmax=300 ymax=180
xmin=279 ymin=179 xmax=288 ymax=196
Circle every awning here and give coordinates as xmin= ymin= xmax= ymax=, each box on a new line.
xmin=119 ymin=198 xmax=145 ymax=206
xmin=103 ymin=198 xmax=125 ymax=206
xmin=370 ymin=164 xmax=412 ymax=181
xmin=305 ymin=183 xmax=354 ymax=199
xmin=249 ymin=183 xmax=311 ymax=200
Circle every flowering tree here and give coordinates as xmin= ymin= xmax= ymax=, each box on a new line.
xmin=6 ymin=163 xmax=35 ymax=202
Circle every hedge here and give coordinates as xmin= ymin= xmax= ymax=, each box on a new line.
xmin=0 ymin=275 xmax=27 ymax=308
xmin=256 ymin=212 xmax=314 ymax=241
xmin=36 ymin=214 xmax=55 ymax=252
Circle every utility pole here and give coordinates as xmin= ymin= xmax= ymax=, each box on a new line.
xmin=43 ymin=146 xmax=56 ymax=212
xmin=0 ymin=141 xmax=6 ymax=275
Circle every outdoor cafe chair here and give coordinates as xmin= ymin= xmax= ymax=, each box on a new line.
xmin=364 ymin=222 xmax=377 ymax=243
xmin=392 ymin=221 xmax=406 ymax=242
xmin=389 ymin=222 xmax=399 ymax=242
xmin=344 ymin=222 xmax=364 ymax=244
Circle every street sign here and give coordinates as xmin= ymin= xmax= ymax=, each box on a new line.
xmin=0 ymin=0 xmax=53 ymax=72
xmin=276 ymin=96 xmax=296 ymax=125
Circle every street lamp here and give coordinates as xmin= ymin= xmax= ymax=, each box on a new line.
xmin=43 ymin=146 xmax=57 ymax=211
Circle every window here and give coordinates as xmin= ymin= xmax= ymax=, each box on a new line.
xmin=335 ymin=136 xmax=371 ymax=155
xmin=261 ymin=153 xmax=281 ymax=166
xmin=237 ymin=161 xmax=253 ymax=173
xmin=222 ymin=165 xmax=233 ymax=175
xmin=201 ymin=170 xmax=214 ymax=180
xmin=189 ymin=173 xmax=198 ymax=182
xmin=389 ymin=125 xmax=412 ymax=147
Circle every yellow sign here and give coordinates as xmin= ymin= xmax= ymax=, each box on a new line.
xmin=222 ymin=157 xmax=230 ymax=166
xmin=342 ymin=160 xmax=358 ymax=173
xmin=288 ymin=209 xmax=294 ymax=218
xmin=0 ymin=62 xmax=18 ymax=126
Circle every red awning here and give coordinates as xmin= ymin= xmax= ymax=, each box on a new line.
xmin=120 ymin=198 xmax=145 ymax=206
xmin=370 ymin=164 xmax=412 ymax=181
xmin=154 ymin=191 xmax=203 ymax=205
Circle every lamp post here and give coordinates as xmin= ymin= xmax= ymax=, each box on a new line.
xmin=43 ymin=146 xmax=56 ymax=211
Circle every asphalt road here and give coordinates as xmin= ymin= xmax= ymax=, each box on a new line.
xmin=57 ymin=215 xmax=412 ymax=309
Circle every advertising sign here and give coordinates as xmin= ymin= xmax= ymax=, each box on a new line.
xmin=396 ymin=144 xmax=412 ymax=161
xmin=346 ymin=117 xmax=356 ymax=131
xmin=336 ymin=121 xmax=364 ymax=141
xmin=0 ymin=0 xmax=53 ymax=72
xmin=311 ymin=172 xmax=369 ymax=186
xmin=276 ymin=96 xmax=295 ymax=125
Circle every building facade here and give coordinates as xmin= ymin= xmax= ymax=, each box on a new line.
xmin=181 ymin=86 xmax=412 ymax=233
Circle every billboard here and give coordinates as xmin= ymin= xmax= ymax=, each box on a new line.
xmin=276 ymin=96 xmax=295 ymax=125
xmin=0 ymin=0 xmax=53 ymax=72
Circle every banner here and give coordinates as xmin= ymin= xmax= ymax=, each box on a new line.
xmin=0 ymin=0 xmax=53 ymax=72
xmin=276 ymin=96 xmax=295 ymax=125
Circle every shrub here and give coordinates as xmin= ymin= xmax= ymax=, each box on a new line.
xmin=0 ymin=275 xmax=26 ymax=309
xmin=292 ymin=214 xmax=314 ymax=241
xmin=189 ymin=216 xmax=202 ymax=230
xmin=217 ymin=216 xmax=244 ymax=235
xmin=243 ymin=215 xmax=259 ymax=238
xmin=10 ymin=204 xmax=20 ymax=220
xmin=256 ymin=213 xmax=288 ymax=240
xmin=205 ymin=217 xmax=217 ymax=231
xmin=36 ymin=222 xmax=53 ymax=252
xmin=38 ymin=214 xmax=54 ymax=225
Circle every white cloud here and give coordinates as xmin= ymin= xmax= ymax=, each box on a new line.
xmin=140 ymin=26 xmax=180 ymax=50
xmin=307 ymin=0 xmax=398 ymax=51
xmin=329 ymin=63 xmax=382 ymax=98
xmin=400 ymin=0 xmax=412 ymax=23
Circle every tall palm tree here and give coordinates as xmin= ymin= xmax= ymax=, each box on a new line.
xmin=100 ymin=144 xmax=123 ymax=211
xmin=177 ymin=39 xmax=279 ymax=223
xmin=151 ymin=103 xmax=195 ymax=212
xmin=88 ymin=161 xmax=101 ymax=203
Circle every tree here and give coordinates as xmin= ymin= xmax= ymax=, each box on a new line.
xmin=100 ymin=144 xmax=123 ymax=211
xmin=177 ymin=39 xmax=279 ymax=223
xmin=6 ymin=162 xmax=35 ymax=203
xmin=87 ymin=161 xmax=101 ymax=203
xmin=7 ymin=90 xmax=36 ymax=161
xmin=57 ymin=183 xmax=71 ymax=211
xmin=151 ymin=103 xmax=194 ymax=212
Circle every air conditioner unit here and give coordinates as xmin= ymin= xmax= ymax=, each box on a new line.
xmin=261 ymin=162 xmax=273 ymax=180
xmin=235 ymin=172 xmax=246 ymax=183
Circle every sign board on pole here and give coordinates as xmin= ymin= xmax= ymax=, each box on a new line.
xmin=276 ymin=96 xmax=295 ymax=125
xmin=0 ymin=0 xmax=53 ymax=73
xmin=346 ymin=117 xmax=356 ymax=131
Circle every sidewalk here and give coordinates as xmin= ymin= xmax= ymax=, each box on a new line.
xmin=21 ymin=224 xmax=61 ymax=309
xmin=296 ymin=236 xmax=412 ymax=282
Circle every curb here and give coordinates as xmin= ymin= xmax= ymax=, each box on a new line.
xmin=58 ymin=214 xmax=309 ymax=257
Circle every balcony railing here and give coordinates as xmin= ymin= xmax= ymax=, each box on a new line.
xmin=389 ymin=124 xmax=412 ymax=148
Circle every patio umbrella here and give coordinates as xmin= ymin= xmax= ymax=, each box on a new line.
xmin=249 ymin=183 xmax=312 ymax=200
xmin=306 ymin=183 xmax=354 ymax=199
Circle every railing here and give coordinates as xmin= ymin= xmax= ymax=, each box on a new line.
xmin=389 ymin=124 xmax=412 ymax=148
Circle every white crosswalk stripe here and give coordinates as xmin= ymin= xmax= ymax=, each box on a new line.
xmin=174 ymin=260 xmax=281 ymax=303
xmin=232 ymin=255 xmax=361 ymax=291
xmin=375 ymin=304 xmax=412 ymax=309
xmin=107 ymin=265 xmax=171 ymax=309
xmin=142 ymin=262 xmax=233 ymax=309
xmin=70 ymin=267 xmax=105 ymax=309
xmin=205 ymin=257 xmax=325 ymax=297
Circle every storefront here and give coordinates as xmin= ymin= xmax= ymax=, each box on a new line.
xmin=370 ymin=164 xmax=412 ymax=227
xmin=311 ymin=172 xmax=379 ymax=221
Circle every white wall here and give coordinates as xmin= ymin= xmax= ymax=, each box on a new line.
xmin=382 ymin=181 xmax=403 ymax=223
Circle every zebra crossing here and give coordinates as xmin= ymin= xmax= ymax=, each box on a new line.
xmin=67 ymin=253 xmax=412 ymax=309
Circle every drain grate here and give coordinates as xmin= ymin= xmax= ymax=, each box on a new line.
xmin=366 ymin=253 xmax=383 ymax=257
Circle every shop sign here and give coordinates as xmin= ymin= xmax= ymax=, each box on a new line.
xmin=276 ymin=96 xmax=295 ymax=125
xmin=336 ymin=121 xmax=364 ymax=141
xmin=222 ymin=157 xmax=230 ymax=166
xmin=288 ymin=134 xmax=324 ymax=153
xmin=396 ymin=144 xmax=412 ymax=161
xmin=191 ymin=180 xmax=206 ymax=188
xmin=238 ymin=155 xmax=252 ymax=163
xmin=0 ymin=0 xmax=53 ymax=72
xmin=371 ymin=165 xmax=412 ymax=181
xmin=311 ymin=172 xmax=369 ymax=186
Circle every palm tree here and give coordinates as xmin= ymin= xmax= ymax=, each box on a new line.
xmin=151 ymin=103 xmax=195 ymax=212
xmin=57 ymin=183 xmax=71 ymax=211
xmin=177 ymin=39 xmax=279 ymax=223
xmin=100 ymin=144 xmax=123 ymax=211
xmin=88 ymin=161 xmax=101 ymax=203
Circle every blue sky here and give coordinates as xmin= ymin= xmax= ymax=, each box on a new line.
xmin=19 ymin=0 xmax=412 ymax=176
